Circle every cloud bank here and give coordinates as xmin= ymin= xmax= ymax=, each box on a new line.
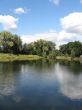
xmin=0 ymin=15 xmax=18 ymax=30
xmin=0 ymin=12 xmax=82 ymax=47
xmin=61 ymin=12 xmax=82 ymax=34
xmin=21 ymin=12 xmax=82 ymax=47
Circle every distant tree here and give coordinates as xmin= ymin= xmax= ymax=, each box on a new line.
xmin=0 ymin=31 xmax=22 ymax=54
xmin=25 ymin=39 xmax=56 ymax=57
xmin=11 ymin=34 xmax=22 ymax=54
xmin=68 ymin=41 xmax=82 ymax=57
xmin=0 ymin=31 xmax=82 ymax=58
xmin=59 ymin=41 xmax=82 ymax=57
xmin=22 ymin=43 xmax=28 ymax=54
xmin=59 ymin=44 xmax=68 ymax=55
xmin=0 ymin=31 xmax=14 ymax=53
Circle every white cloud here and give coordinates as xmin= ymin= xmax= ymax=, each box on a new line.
xmin=58 ymin=30 xmax=77 ymax=45
xmin=21 ymin=30 xmax=78 ymax=49
xmin=21 ymin=30 xmax=58 ymax=44
xmin=61 ymin=12 xmax=82 ymax=34
xmin=21 ymin=29 xmax=82 ymax=49
xmin=49 ymin=0 xmax=60 ymax=5
xmin=21 ymin=12 xmax=82 ymax=48
xmin=80 ymin=0 xmax=82 ymax=4
xmin=14 ymin=8 xmax=26 ymax=14
xmin=0 ymin=15 xmax=18 ymax=30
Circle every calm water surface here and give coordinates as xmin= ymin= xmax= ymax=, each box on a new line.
xmin=0 ymin=60 xmax=82 ymax=110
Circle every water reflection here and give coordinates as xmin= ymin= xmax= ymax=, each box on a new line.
xmin=0 ymin=60 xmax=82 ymax=109
xmin=0 ymin=60 xmax=56 ymax=97
xmin=0 ymin=62 xmax=21 ymax=96
xmin=59 ymin=61 xmax=82 ymax=74
xmin=20 ymin=59 xmax=56 ymax=73
xmin=55 ymin=62 xmax=82 ymax=99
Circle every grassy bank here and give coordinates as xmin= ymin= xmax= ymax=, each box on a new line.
xmin=56 ymin=56 xmax=80 ymax=61
xmin=0 ymin=54 xmax=80 ymax=62
xmin=0 ymin=54 xmax=42 ymax=62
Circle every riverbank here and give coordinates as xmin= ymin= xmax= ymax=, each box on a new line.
xmin=0 ymin=54 xmax=42 ymax=62
xmin=56 ymin=56 xmax=79 ymax=61
xmin=0 ymin=54 xmax=80 ymax=62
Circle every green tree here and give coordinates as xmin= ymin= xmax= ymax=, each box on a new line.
xmin=59 ymin=41 xmax=82 ymax=57
xmin=0 ymin=31 xmax=14 ymax=53
xmin=0 ymin=31 xmax=22 ymax=54
xmin=25 ymin=39 xmax=56 ymax=57
xmin=11 ymin=34 xmax=22 ymax=54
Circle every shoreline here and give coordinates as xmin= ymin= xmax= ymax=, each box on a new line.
xmin=0 ymin=54 xmax=80 ymax=62
xmin=56 ymin=56 xmax=80 ymax=61
xmin=0 ymin=54 xmax=42 ymax=62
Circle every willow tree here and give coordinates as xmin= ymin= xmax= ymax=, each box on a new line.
xmin=0 ymin=31 xmax=22 ymax=54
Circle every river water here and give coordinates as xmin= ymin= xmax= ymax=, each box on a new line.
xmin=0 ymin=60 xmax=82 ymax=110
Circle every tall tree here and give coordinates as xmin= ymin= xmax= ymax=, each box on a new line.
xmin=0 ymin=31 xmax=14 ymax=53
xmin=11 ymin=34 xmax=22 ymax=54
xmin=0 ymin=31 xmax=22 ymax=54
xmin=59 ymin=41 xmax=82 ymax=57
xmin=25 ymin=39 xmax=56 ymax=57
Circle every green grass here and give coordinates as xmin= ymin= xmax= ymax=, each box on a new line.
xmin=0 ymin=54 xmax=80 ymax=62
xmin=0 ymin=54 xmax=42 ymax=62
xmin=56 ymin=56 xmax=79 ymax=61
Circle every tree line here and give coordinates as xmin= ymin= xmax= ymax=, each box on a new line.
xmin=0 ymin=31 xmax=82 ymax=57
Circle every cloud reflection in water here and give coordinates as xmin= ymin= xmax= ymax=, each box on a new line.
xmin=55 ymin=63 xmax=82 ymax=100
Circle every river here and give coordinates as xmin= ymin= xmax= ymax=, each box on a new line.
xmin=0 ymin=60 xmax=82 ymax=110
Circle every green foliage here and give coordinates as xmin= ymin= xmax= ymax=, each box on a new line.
xmin=0 ymin=54 xmax=42 ymax=62
xmin=0 ymin=31 xmax=82 ymax=58
xmin=0 ymin=31 xmax=22 ymax=54
xmin=59 ymin=41 xmax=82 ymax=57
xmin=11 ymin=34 xmax=22 ymax=54
xmin=47 ymin=51 xmax=56 ymax=59
xmin=23 ymin=39 xmax=56 ymax=57
xmin=0 ymin=31 xmax=14 ymax=53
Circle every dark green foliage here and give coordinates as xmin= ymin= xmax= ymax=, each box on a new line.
xmin=23 ymin=39 xmax=56 ymax=57
xmin=11 ymin=34 xmax=22 ymax=54
xmin=59 ymin=41 xmax=82 ymax=57
xmin=0 ymin=32 xmax=56 ymax=57
xmin=0 ymin=31 xmax=14 ymax=53
xmin=0 ymin=31 xmax=22 ymax=54
xmin=0 ymin=31 xmax=82 ymax=58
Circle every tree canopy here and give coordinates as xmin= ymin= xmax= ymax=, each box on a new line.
xmin=0 ymin=31 xmax=22 ymax=54
xmin=59 ymin=41 xmax=82 ymax=57
xmin=0 ymin=31 xmax=82 ymax=57
xmin=22 ymin=39 xmax=56 ymax=57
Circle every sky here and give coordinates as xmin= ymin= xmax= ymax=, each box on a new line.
xmin=0 ymin=0 xmax=82 ymax=47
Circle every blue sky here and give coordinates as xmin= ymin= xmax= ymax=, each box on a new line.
xmin=0 ymin=0 xmax=82 ymax=46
